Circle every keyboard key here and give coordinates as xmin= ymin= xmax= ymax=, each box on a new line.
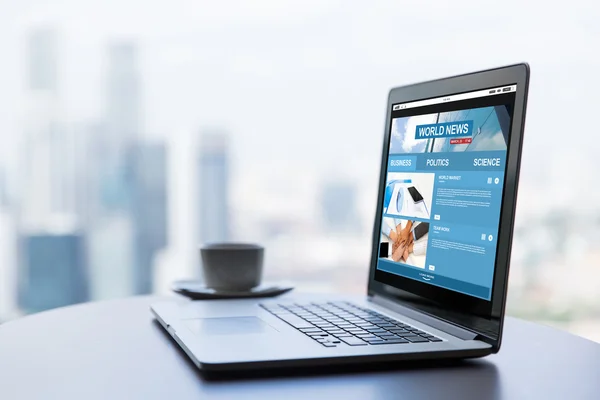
xmin=307 ymin=332 xmax=329 ymax=337
xmin=324 ymin=329 xmax=345 ymax=335
xmin=348 ymin=330 xmax=367 ymax=335
xmin=359 ymin=323 xmax=376 ymax=329
xmin=333 ymin=333 xmax=352 ymax=338
xmin=321 ymin=343 xmax=337 ymax=347
xmin=268 ymin=308 xmax=292 ymax=314
xmin=299 ymin=328 xmax=323 ymax=334
xmin=365 ymin=339 xmax=387 ymax=344
xmin=305 ymin=311 xmax=323 ymax=316
xmin=315 ymin=324 xmax=335 ymax=329
xmin=355 ymin=334 xmax=378 ymax=340
xmin=404 ymin=336 xmax=429 ymax=343
xmin=383 ymin=338 xmax=409 ymax=344
xmin=366 ymin=328 xmax=388 ymax=333
xmin=339 ymin=336 xmax=367 ymax=346
xmin=278 ymin=315 xmax=315 ymax=329
xmin=379 ymin=334 xmax=398 ymax=339
xmin=398 ymin=332 xmax=419 ymax=338
xmin=369 ymin=320 xmax=395 ymax=327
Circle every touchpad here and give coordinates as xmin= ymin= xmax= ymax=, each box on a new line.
xmin=184 ymin=317 xmax=276 ymax=335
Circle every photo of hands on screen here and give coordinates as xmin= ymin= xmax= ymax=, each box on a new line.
xmin=379 ymin=217 xmax=429 ymax=269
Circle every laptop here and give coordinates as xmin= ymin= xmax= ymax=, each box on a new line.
xmin=151 ymin=63 xmax=530 ymax=372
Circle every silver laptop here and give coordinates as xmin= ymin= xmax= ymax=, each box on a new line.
xmin=151 ymin=64 xmax=530 ymax=372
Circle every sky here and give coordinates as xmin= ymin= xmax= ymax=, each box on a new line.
xmin=0 ymin=0 xmax=599 ymax=192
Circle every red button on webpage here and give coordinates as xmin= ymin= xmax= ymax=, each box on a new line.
xmin=450 ymin=138 xmax=472 ymax=145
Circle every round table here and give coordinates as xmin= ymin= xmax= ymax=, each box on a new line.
xmin=0 ymin=296 xmax=599 ymax=400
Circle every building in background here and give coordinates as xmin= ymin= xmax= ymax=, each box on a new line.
xmin=87 ymin=212 xmax=135 ymax=300
xmin=198 ymin=130 xmax=230 ymax=244
xmin=105 ymin=42 xmax=141 ymax=156
xmin=27 ymin=27 xmax=58 ymax=94
xmin=0 ymin=169 xmax=18 ymax=319
xmin=17 ymin=27 xmax=88 ymax=313
xmin=18 ymin=225 xmax=88 ymax=313
xmin=319 ymin=181 xmax=360 ymax=234
xmin=128 ymin=140 xmax=168 ymax=294
xmin=85 ymin=41 xmax=144 ymax=299
xmin=100 ymin=41 xmax=141 ymax=212
xmin=21 ymin=27 xmax=78 ymax=223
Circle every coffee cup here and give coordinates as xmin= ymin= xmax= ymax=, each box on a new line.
xmin=200 ymin=243 xmax=264 ymax=292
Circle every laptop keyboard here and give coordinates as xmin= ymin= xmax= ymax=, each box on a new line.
xmin=260 ymin=301 xmax=442 ymax=348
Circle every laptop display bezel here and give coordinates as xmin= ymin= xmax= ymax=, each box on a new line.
xmin=367 ymin=64 xmax=530 ymax=351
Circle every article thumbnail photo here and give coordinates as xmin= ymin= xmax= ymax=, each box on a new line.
xmin=389 ymin=105 xmax=511 ymax=154
xmin=379 ymin=218 xmax=429 ymax=269
xmin=383 ymin=172 xmax=434 ymax=219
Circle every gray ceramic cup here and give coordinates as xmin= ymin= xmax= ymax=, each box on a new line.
xmin=200 ymin=243 xmax=264 ymax=292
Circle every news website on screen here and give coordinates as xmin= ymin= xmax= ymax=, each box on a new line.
xmin=376 ymin=85 xmax=517 ymax=300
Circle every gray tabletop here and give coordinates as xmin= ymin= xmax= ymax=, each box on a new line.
xmin=0 ymin=296 xmax=599 ymax=400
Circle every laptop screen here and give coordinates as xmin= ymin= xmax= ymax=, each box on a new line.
xmin=375 ymin=85 xmax=517 ymax=301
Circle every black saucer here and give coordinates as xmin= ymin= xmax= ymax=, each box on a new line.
xmin=171 ymin=280 xmax=294 ymax=300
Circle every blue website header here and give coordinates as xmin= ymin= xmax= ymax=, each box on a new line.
xmin=415 ymin=120 xmax=474 ymax=140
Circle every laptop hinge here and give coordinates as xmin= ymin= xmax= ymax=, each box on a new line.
xmin=369 ymin=294 xmax=479 ymax=341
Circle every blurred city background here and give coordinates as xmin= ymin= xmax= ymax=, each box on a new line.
xmin=0 ymin=0 xmax=599 ymax=342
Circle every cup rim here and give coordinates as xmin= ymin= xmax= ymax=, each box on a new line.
xmin=201 ymin=243 xmax=263 ymax=251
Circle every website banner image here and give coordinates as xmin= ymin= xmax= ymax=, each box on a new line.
xmin=389 ymin=105 xmax=510 ymax=155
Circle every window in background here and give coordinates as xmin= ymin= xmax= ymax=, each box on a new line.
xmin=0 ymin=0 xmax=598 ymax=343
